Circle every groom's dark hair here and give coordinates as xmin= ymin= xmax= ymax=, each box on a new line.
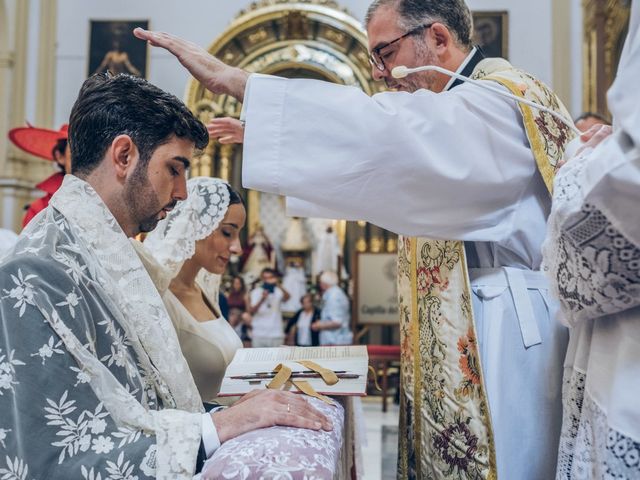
xmin=68 ymin=73 xmax=208 ymax=177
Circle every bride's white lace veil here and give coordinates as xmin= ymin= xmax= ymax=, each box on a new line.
xmin=143 ymin=176 xmax=232 ymax=303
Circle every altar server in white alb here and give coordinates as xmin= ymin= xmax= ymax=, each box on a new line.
xmin=543 ymin=3 xmax=640 ymax=477
xmin=136 ymin=0 xmax=575 ymax=477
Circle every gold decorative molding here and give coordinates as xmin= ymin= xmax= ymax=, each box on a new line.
xmin=219 ymin=144 xmax=233 ymax=181
xmin=582 ymin=0 xmax=631 ymax=114
xmin=185 ymin=0 xmax=382 ymax=241
xmin=10 ymin=0 xmax=29 ymax=129
xmin=185 ymin=0 xmax=381 ymax=118
xmin=237 ymin=0 xmax=351 ymax=18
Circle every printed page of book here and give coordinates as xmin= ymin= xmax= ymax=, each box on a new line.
xmin=218 ymin=345 xmax=369 ymax=397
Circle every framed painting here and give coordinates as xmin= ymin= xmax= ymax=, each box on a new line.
xmin=472 ymin=11 xmax=509 ymax=59
xmin=88 ymin=20 xmax=149 ymax=78
xmin=353 ymin=252 xmax=398 ymax=325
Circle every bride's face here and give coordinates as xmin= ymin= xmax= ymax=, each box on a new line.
xmin=193 ymin=203 xmax=246 ymax=274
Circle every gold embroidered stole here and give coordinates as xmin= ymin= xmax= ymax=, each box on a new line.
xmin=397 ymin=58 xmax=575 ymax=480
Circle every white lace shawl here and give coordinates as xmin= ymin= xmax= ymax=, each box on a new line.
xmin=48 ymin=175 xmax=204 ymax=479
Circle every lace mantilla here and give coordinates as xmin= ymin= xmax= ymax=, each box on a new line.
xmin=144 ymin=177 xmax=230 ymax=277
xmin=543 ymin=151 xmax=640 ymax=325
xmin=557 ymin=369 xmax=640 ymax=479
xmin=144 ymin=177 xmax=230 ymax=305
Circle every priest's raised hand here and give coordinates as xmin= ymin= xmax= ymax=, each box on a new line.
xmin=133 ymin=28 xmax=249 ymax=101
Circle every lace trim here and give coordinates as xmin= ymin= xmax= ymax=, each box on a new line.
xmin=144 ymin=177 xmax=230 ymax=277
xmin=557 ymin=369 xmax=640 ymax=479
xmin=543 ymin=154 xmax=640 ymax=325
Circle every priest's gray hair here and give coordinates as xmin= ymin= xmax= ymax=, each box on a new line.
xmin=365 ymin=0 xmax=474 ymax=51
xmin=319 ymin=270 xmax=339 ymax=287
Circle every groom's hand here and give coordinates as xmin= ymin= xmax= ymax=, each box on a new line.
xmin=133 ymin=28 xmax=249 ymax=101
xmin=211 ymin=389 xmax=333 ymax=443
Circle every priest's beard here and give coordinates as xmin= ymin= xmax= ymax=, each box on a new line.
xmin=123 ymin=161 xmax=165 ymax=234
xmin=397 ymin=39 xmax=438 ymax=93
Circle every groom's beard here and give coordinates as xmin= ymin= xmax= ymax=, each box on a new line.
xmin=124 ymin=162 xmax=165 ymax=234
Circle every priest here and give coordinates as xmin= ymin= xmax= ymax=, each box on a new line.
xmin=135 ymin=0 xmax=575 ymax=477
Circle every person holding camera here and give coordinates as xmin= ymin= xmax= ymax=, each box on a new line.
xmin=249 ymin=267 xmax=290 ymax=347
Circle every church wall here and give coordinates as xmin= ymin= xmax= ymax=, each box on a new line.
xmin=52 ymin=0 xmax=372 ymax=128
xmin=52 ymin=0 xmax=582 ymax=127
xmin=468 ymin=0 xmax=553 ymax=84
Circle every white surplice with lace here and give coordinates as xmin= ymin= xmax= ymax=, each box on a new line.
xmin=542 ymin=4 xmax=640 ymax=477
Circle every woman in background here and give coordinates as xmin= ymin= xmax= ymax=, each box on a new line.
xmin=285 ymin=293 xmax=321 ymax=346
xmin=226 ymin=275 xmax=252 ymax=347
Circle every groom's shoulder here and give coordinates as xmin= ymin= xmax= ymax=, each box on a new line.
xmin=0 ymin=246 xmax=82 ymax=291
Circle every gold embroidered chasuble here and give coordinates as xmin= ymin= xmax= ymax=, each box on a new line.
xmin=396 ymin=58 xmax=575 ymax=479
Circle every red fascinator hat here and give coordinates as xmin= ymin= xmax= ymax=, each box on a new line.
xmin=8 ymin=123 xmax=69 ymax=161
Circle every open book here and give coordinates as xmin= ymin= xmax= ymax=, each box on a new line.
xmin=218 ymin=345 xmax=369 ymax=397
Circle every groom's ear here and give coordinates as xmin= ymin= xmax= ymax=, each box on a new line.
xmin=110 ymin=134 xmax=140 ymax=179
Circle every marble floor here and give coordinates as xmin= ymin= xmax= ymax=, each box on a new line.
xmin=360 ymin=397 xmax=400 ymax=480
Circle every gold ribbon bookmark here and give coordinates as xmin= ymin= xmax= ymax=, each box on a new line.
xmin=368 ymin=365 xmax=382 ymax=391
xmin=266 ymin=362 xmax=337 ymax=405
xmin=296 ymin=360 xmax=339 ymax=385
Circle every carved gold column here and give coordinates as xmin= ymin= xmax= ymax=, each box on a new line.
xmin=36 ymin=0 xmax=57 ymax=127
xmin=386 ymin=234 xmax=398 ymax=253
xmin=582 ymin=0 xmax=631 ymax=114
xmin=191 ymin=152 xmax=202 ymax=177
xmin=219 ymin=144 xmax=233 ymax=181
xmin=355 ymin=220 xmax=368 ymax=252
xmin=333 ymin=219 xmax=347 ymax=250
xmin=199 ymin=142 xmax=215 ymax=178
xmin=369 ymin=224 xmax=384 ymax=253
xmin=247 ymin=190 xmax=261 ymax=236
xmin=0 ymin=0 xmax=11 ymax=185
xmin=10 ymin=0 xmax=28 ymax=131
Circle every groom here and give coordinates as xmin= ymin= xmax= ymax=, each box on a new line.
xmin=0 ymin=73 xmax=329 ymax=479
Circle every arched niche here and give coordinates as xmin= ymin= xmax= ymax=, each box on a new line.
xmin=185 ymin=0 xmax=396 ymax=271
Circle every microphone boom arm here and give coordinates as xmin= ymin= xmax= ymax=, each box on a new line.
xmin=392 ymin=65 xmax=582 ymax=136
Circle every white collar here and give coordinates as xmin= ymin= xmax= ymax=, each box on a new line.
xmin=443 ymin=47 xmax=478 ymax=91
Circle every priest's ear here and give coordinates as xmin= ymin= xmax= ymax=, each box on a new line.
xmin=110 ymin=134 xmax=140 ymax=179
xmin=429 ymin=23 xmax=453 ymax=53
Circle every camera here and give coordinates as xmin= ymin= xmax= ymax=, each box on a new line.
xmin=262 ymin=283 xmax=276 ymax=293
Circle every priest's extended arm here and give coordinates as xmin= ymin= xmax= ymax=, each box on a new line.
xmin=135 ymin=29 xmax=542 ymax=242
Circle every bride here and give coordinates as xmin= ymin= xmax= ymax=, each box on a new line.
xmin=134 ymin=176 xmax=244 ymax=401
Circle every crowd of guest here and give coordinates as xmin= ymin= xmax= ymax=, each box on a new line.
xmin=220 ymin=267 xmax=354 ymax=349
